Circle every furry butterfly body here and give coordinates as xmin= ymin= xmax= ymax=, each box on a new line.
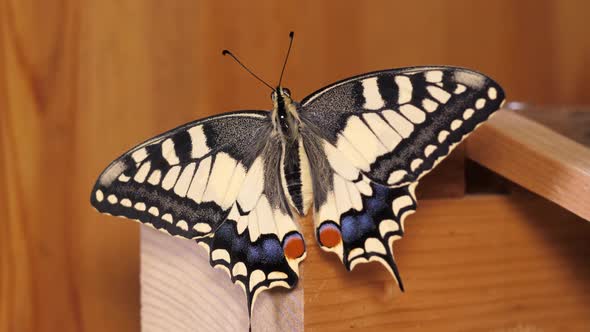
xmin=91 ymin=65 xmax=504 ymax=327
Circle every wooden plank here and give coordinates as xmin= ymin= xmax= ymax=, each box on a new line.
xmin=303 ymin=194 xmax=590 ymax=331
xmin=466 ymin=110 xmax=590 ymax=221
xmin=140 ymin=228 xmax=303 ymax=332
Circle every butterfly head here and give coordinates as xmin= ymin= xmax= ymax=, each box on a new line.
xmin=271 ymin=87 xmax=300 ymax=139
xmin=271 ymin=87 xmax=292 ymax=104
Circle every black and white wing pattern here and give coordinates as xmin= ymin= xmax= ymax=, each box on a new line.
xmin=90 ymin=111 xmax=306 ymax=317
xmin=300 ymin=66 xmax=504 ymax=287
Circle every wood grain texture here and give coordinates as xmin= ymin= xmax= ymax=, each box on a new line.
xmin=304 ymin=193 xmax=590 ymax=331
xmin=2 ymin=0 xmax=590 ymax=331
xmin=467 ymin=110 xmax=590 ymax=221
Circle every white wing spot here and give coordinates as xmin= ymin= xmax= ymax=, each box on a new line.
xmin=95 ymin=190 xmax=104 ymax=202
xmin=221 ymin=163 xmax=247 ymax=209
xmin=237 ymin=157 xmax=264 ymax=211
xmin=424 ymin=145 xmax=436 ymax=157
xmin=174 ymin=163 xmax=196 ymax=197
xmin=410 ymin=159 xmax=423 ymax=172
xmin=134 ymin=202 xmax=146 ymax=211
xmin=187 ymin=157 xmax=212 ymax=204
xmin=422 ymin=98 xmax=438 ymax=113
xmin=162 ymin=213 xmax=173 ymax=223
xmin=148 ymin=207 xmax=159 ymax=216
xmin=362 ymin=113 xmax=402 ymax=151
xmin=249 ymin=269 xmax=266 ymax=290
xmin=379 ymin=219 xmax=400 ymax=237
xmin=399 ymin=104 xmax=426 ymax=124
xmin=387 ymin=170 xmax=407 ymax=185
xmin=323 ymin=141 xmax=360 ymax=181
xmin=349 ymin=248 xmax=365 ymax=259
xmin=382 ymin=110 xmax=414 ymax=138
xmin=121 ymin=198 xmax=132 ymax=207
xmin=118 ymin=174 xmax=131 ymax=182
xmin=203 ymin=152 xmax=237 ymax=205
xmin=134 ymin=161 xmax=151 ymax=183
xmin=255 ymin=195 xmax=277 ymax=236
xmin=488 ymin=87 xmax=498 ymax=100
xmin=395 ymin=75 xmax=412 ymax=104
xmin=454 ymin=84 xmax=467 ymax=94
xmin=451 ymin=120 xmax=463 ymax=131
xmin=426 ymin=86 xmax=451 ymax=104
xmin=463 ymin=108 xmax=475 ymax=120
xmin=147 ymin=169 xmax=161 ymax=185
xmin=193 ymin=222 xmax=212 ymax=233
xmin=162 ymin=165 xmax=181 ymax=190
xmin=365 ymin=238 xmax=386 ymax=255
xmin=438 ymin=130 xmax=450 ymax=143
xmin=361 ymin=77 xmax=385 ymax=110
xmin=176 ymin=220 xmax=189 ymax=231
xmin=162 ymin=138 xmax=180 ymax=165
xmin=340 ymin=116 xmax=387 ymax=164
xmin=232 ymin=262 xmax=247 ymax=277
xmin=187 ymin=125 xmax=210 ymax=159
xmin=392 ymin=195 xmax=413 ymax=216
xmin=131 ymin=148 xmax=148 ymax=163
xmin=107 ymin=194 xmax=118 ymax=204
xmin=475 ymin=98 xmax=486 ymax=110
xmin=212 ymin=249 xmax=231 ymax=263
xmin=425 ymin=70 xmax=443 ymax=83
xmin=268 ymin=271 xmax=288 ymax=280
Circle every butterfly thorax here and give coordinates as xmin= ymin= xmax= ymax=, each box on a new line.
xmin=271 ymin=87 xmax=313 ymax=216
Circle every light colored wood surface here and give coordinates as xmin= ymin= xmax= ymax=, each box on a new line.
xmin=2 ymin=1 xmax=590 ymax=331
xmin=467 ymin=110 xmax=590 ymax=221
xmin=304 ymin=193 xmax=590 ymax=331
xmin=140 ymin=227 xmax=303 ymax=332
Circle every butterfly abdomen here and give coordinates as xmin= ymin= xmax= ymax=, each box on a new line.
xmin=281 ymin=137 xmax=313 ymax=216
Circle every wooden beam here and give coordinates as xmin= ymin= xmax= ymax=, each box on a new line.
xmin=466 ymin=110 xmax=590 ymax=221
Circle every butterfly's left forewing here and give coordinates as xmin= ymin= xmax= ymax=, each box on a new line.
xmin=300 ymin=66 xmax=504 ymax=285
xmin=91 ymin=111 xmax=305 ymax=318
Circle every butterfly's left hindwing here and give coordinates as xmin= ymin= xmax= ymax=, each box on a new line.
xmin=91 ymin=111 xmax=306 ymax=318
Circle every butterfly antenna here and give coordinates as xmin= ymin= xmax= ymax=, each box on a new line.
xmin=277 ymin=31 xmax=294 ymax=87
xmin=222 ymin=50 xmax=274 ymax=91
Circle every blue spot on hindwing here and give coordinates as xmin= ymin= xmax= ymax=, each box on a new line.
xmin=341 ymin=213 xmax=376 ymax=244
xmin=262 ymin=238 xmax=284 ymax=264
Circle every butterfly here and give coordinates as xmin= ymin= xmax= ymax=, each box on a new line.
xmin=90 ymin=32 xmax=505 ymax=328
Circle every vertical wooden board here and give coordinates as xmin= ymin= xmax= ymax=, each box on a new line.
xmin=303 ymin=194 xmax=590 ymax=331
xmin=140 ymin=228 xmax=303 ymax=332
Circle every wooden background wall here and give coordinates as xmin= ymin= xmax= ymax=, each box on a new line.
xmin=1 ymin=1 xmax=589 ymax=331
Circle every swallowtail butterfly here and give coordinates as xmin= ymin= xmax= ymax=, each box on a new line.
xmin=91 ymin=32 xmax=505 ymax=328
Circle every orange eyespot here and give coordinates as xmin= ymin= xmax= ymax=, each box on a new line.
xmin=283 ymin=233 xmax=305 ymax=260
xmin=318 ymin=223 xmax=342 ymax=248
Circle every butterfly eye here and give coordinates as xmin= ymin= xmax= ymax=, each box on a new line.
xmin=283 ymin=88 xmax=291 ymax=97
